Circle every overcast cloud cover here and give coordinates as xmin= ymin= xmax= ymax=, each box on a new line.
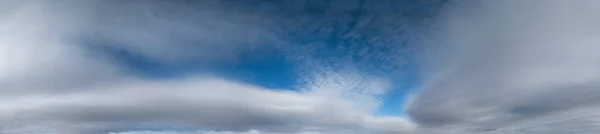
xmin=3 ymin=0 xmax=600 ymax=134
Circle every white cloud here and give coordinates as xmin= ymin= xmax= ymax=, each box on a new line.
xmin=0 ymin=0 xmax=119 ymax=94
xmin=0 ymin=78 xmax=414 ymax=134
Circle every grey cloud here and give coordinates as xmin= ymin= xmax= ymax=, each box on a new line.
xmin=0 ymin=78 xmax=414 ymax=134
xmin=407 ymin=0 xmax=600 ymax=133
xmin=0 ymin=0 xmax=280 ymax=91
xmin=85 ymin=0 xmax=281 ymax=64
xmin=0 ymin=0 xmax=120 ymax=94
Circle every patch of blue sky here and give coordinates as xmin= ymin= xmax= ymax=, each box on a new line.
xmin=377 ymin=64 xmax=421 ymax=117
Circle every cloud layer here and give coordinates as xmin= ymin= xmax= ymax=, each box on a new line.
xmin=0 ymin=77 xmax=416 ymax=134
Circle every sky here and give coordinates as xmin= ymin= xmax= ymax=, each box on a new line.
xmin=3 ymin=0 xmax=600 ymax=134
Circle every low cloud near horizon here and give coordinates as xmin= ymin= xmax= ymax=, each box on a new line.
xmin=3 ymin=0 xmax=600 ymax=134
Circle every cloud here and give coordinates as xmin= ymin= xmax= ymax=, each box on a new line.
xmin=84 ymin=0 xmax=281 ymax=64
xmin=406 ymin=0 xmax=600 ymax=133
xmin=11 ymin=0 xmax=600 ymax=134
xmin=0 ymin=0 xmax=280 ymax=93
xmin=0 ymin=1 xmax=413 ymax=134
xmin=110 ymin=131 xmax=262 ymax=134
xmin=0 ymin=0 xmax=120 ymax=94
xmin=0 ymin=78 xmax=415 ymax=134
